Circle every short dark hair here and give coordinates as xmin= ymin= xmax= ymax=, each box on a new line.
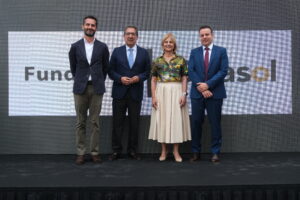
xmin=199 ymin=25 xmax=213 ymax=34
xmin=124 ymin=25 xmax=138 ymax=36
xmin=83 ymin=15 xmax=98 ymax=27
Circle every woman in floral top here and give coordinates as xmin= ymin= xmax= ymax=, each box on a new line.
xmin=148 ymin=33 xmax=191 ymax=162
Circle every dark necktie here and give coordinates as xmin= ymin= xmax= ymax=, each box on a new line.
xmin=204 ymin=47 xmax=209 ymax=80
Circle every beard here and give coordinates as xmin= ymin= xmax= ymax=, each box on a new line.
xmin=84 ymin=29 xmax=95 ymax=37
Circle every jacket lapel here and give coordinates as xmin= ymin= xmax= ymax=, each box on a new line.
xmin=198 ymin=47 xmax=204 ymax=73
xmin=131 ymin=46 xmax=139 ymax=69
xmin=90 ymin=39 xmax=99 ymax=65
xmin=121 ymin=45 xmax=131 ymax=69
xmin=79 ymin=39 xmax=89 ymax=65
xmin=208 ymin=46 xmax=216 ymax=72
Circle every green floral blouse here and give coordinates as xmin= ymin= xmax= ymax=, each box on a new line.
xmin=151 ymin=55 xmax=188 ymax=82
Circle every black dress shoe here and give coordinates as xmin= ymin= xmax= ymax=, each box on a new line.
xmin=190 ymin=153 xmax=201 ymax=162
xmin=211 ymin=154 xmax=220 ymax=163
xmin=128 ymin=152 xmax=141 ymax=160
xmin=109 ymin=152 xmax=120 ymax=161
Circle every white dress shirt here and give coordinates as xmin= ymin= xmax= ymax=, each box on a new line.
xmin=84 ymin=37 xmax=95 ymax=80
xmin=202 ymin=43 xmax=214 ymax=62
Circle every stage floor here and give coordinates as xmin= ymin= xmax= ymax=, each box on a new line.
xmin=1 ymin=153 xmax=300 ymax=188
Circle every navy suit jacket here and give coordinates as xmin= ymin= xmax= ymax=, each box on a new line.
xmin=69 ymin=38 xmax=109 ymax=94
xmin=108 ymin=45 xmax=151 ymax=101
xmin=188 ymin=45 xmax=228 ymax=99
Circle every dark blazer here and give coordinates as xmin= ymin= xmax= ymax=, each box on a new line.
xmin=188 ymin=45 xmax=228 ymax=99
xmin=69 ymin=38 xmax=109 ymax=95
xmin=108 ymin=45 xmax=151 ymax=101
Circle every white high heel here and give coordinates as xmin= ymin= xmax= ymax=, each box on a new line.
xmin=159 ymin=152 xmax=168 ymax=161
xmin=173 ymin=152 xmax=182 ymax=163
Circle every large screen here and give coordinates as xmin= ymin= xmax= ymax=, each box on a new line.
xmin=9 ymin=31 xmax=291 ymax=116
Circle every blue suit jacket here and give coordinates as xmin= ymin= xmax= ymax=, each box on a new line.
xmin=188 ymin=45 xmax=228 ymax=99
xmin=108 ymin=45 xmax=151 ymax=101
xmin=69 ymin=39 xmax=109 ymax=94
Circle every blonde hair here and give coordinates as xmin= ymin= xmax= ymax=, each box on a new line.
xmin=161 ymin=33 xmax=177 ymax=53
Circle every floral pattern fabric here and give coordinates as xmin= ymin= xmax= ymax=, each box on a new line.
xmin=151 ymin=55 xmax=188 ymax=82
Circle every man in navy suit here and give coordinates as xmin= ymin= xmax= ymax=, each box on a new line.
xmin=188 ymin=25 xmax=228 ymax=162
xmin=69 ymin=16 xmax=109 ymax=165
xmin=108 ymin=26 xmax=150 ymax=160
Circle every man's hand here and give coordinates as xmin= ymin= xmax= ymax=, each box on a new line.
xmin=197 ymin=82 xmax=209 ymax=92
xmin=129 ymin=76 xmax=140 ymax=84
xmin=201 ymin=90 xmax=213 ymax=98
xmin=121 ymin=77 xmax=131 ymax=85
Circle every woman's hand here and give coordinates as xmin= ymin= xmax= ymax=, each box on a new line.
xmin=179 ymin=95 xmax=187 ymax=107
xmin=152 ymin=97 xmax=158 ymax=109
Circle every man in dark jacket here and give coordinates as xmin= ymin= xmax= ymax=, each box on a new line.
xmin=108 ymin=26 xmax=150 ymax=160
xmin=69 ymin=16 xmax=109 ymax=165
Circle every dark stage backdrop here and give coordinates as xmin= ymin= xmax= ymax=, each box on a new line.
xmin=0 ymin=0 xmax=299 ymax=154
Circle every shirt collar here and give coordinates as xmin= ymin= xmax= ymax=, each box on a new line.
xmin=126 ymin=45 xmax=137 ymax=51
xmin=159 ymin=54 xmax=178 ymax=59
xmin=84 ymin=37 xmax=95 ymax=45
xmin=158 ymin=54 xmax=179 ymax=63
xmin=203 ymin=43 xmax=213 ymax=51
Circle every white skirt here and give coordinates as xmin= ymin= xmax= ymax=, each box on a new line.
xmin=148 ymin=82 xmax=191 ymax=143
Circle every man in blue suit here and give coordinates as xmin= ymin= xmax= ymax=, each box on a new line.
xmin=108 ymin=26 xmax=150 ymax=160
xmin=188 ymin=25 xmax=228 ymax=162
xmin=69 ymin=16 xmax=109 ymax=165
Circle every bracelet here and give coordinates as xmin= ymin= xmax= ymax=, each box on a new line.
xmin=182 ymin=92 xmax=188 ymax=96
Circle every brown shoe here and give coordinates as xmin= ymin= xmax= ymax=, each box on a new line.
xmin=91 ymin=155 xmax=102 ymax=164
xmin=75 ymin=155 xmax=85 ymax=165
xmin=211 ymin=154 xmax=220 ymax=163
xmin=190 ymin=153 xmax=200 ymax=162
